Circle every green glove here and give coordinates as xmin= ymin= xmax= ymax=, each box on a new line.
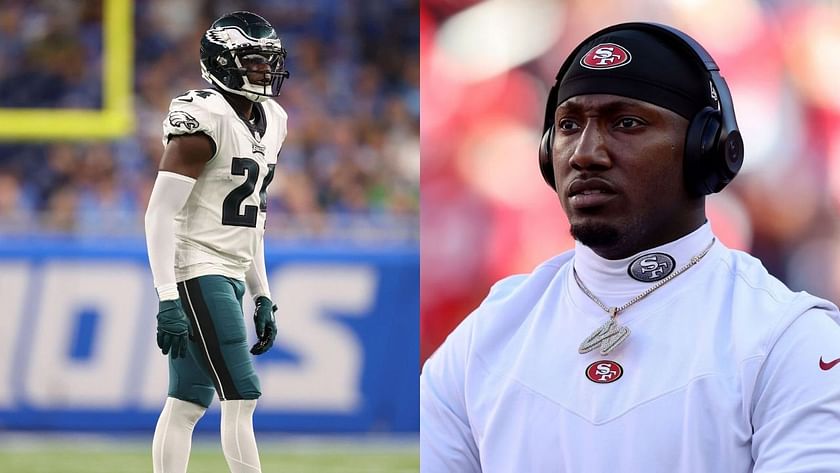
xmin=250 ymin=296 xmax=277 ymax=355
xmin=156 ymin=299 xmax=192 ymax=359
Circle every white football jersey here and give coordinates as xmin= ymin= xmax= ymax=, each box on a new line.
xmin=421 ymin=223 xmax=840 ymax=473
xmin=161 ymin=88 xmax=288 ymax=282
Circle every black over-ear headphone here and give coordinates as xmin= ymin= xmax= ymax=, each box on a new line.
xmin=538 ymin=22 xmax=744 ymax=196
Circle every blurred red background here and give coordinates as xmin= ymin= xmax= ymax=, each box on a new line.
xmin=421 ymin=0 xmax=840 ymax=363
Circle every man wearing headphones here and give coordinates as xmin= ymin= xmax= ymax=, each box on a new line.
xmin=420 ymin=23 xmax=840 ymax=472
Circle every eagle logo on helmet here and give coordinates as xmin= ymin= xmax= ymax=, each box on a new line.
xmin=168 ymin=111 xmax=199 ymax=131
xmin=205 ymin=26 xmax=282 ymax=52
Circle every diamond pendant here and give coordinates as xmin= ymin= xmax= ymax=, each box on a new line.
xmin=579 ymin=317 xmax=630 ymax=355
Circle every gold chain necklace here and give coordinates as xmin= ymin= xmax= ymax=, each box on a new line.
xmin=575 ymin=239 xmax=715 ymax=355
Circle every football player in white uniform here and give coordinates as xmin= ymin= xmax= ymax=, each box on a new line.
xmin=144 ymin=11 xmax=289 ymax=473
xmin=421 ymin=23 xmax=840 ymax=472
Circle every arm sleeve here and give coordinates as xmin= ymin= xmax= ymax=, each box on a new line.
xmin=245 ymin=237 xmax=271 ymax=301
xmin=420 ymin=316 xmax=481 ymax=473
xmin=144 ymin=171 xmax=196 ymax=301
xmin=751 ymin=306 xmax=840 ymax=472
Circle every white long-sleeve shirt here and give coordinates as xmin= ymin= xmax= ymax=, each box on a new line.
xmin=421 ymin=223 xmax=840 ymax=472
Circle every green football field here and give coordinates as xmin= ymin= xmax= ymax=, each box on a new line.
xmin=0 ymin=434 xmax=419 ymax=473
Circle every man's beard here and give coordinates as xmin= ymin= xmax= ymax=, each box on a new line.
xmin=570 ymin=222 xmax=623 ymax=250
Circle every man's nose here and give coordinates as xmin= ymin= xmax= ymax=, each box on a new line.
xmin=568 ymin=122 xmax=611 ymax=171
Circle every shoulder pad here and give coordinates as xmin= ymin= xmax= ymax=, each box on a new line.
xmin=162 ymin=89 xmax=227 ymax=144
xmin=261 ymin=99 xmax=289 ymax=142
xmin=262 ymin=99 xmax=288 ymax=120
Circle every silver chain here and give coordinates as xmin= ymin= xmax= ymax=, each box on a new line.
xmin=573 ymin=239 xmax=715 ymax=318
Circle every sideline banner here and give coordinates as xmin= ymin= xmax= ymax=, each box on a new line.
xmin=0 ymin=238 xmax=419 ymax=432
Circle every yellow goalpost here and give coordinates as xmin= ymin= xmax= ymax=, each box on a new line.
xmin=0 ymin=0 xmax=134 ymax=140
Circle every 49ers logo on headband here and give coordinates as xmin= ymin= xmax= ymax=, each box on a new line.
xmin=585 ymin=360 xmax=624 ymax=384
xmin=580 ymin=43 xmax=632 ymax=70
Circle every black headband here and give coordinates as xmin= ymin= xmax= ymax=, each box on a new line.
xmin=555 ymin=28 xmax=716 ymax=119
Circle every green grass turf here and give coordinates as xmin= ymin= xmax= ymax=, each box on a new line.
xmin=0 ymin=436 xmax=419 ymax=473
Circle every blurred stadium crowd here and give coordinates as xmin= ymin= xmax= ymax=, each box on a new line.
xmin=0 ymin=0 xmax=419 ymax=241
xmin=421 ymin=0 xmax=840 ymax=360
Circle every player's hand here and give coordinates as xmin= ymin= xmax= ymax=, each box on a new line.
xmin=156 ymin=299 xmax=192 ymax=359
xmin=250 ymin=296 xmax=277 ymax=355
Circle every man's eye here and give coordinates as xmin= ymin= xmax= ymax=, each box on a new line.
xmin=557 ymin=119 xmax=579 ymax=131
xmin=616 ymin=117 xmax=643 ymax=128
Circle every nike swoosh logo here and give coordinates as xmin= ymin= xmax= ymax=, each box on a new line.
xmin=177 ymin=97 xmax=193 ymax=102
xmin=819 ymin=356 xmax=840 ymax=371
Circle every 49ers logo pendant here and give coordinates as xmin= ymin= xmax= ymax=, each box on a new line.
xmin=628 ymin=252 xmax=675 ymax=282
xmin=585 ymin=360 xmax=623 ymax=384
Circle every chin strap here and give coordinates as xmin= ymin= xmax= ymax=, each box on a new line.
xmin=244 ymin=92 xmax=269 ymax=103
xmin=204 ymin=70 xmax=272 ymax=103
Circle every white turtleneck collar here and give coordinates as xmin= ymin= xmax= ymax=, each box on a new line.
xmin=572 ymin=222 xmax=716 ymax=309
